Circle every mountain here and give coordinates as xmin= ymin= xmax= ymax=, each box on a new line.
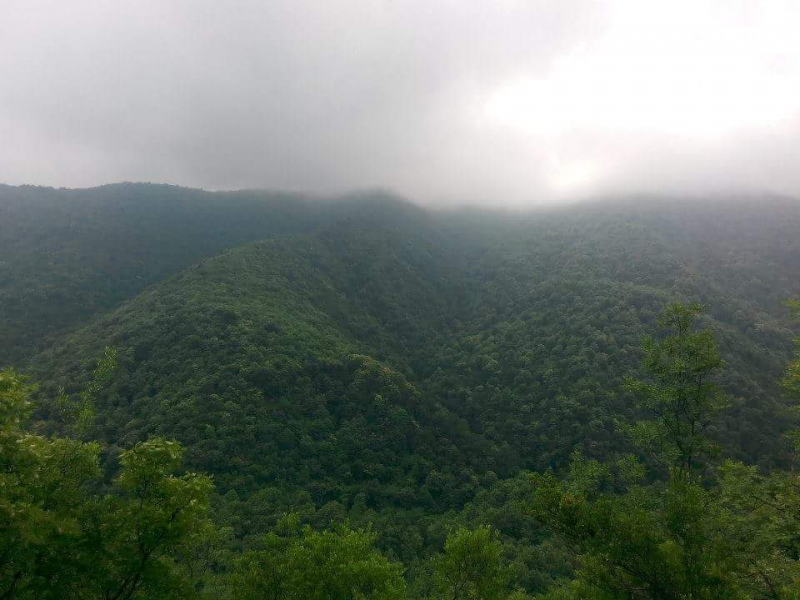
xmin=0 ymin=183 xmax=322 ymax=363
xmin=13 ymin=188 xmax=797 ymax=514
xmin=5 ymin=184 xmax=800 ymax=594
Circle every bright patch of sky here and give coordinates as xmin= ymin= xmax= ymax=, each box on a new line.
xmin=1 ymin=0 xmax=799 ymax=204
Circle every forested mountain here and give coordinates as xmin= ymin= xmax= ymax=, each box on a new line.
xmin=0 ymin=183 xmax=325 ymax=363
xmin=2 ymin=184 xmax=800 ymax=598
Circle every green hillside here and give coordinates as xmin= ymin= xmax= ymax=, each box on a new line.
xmin=4 ymin=185 xmax=800 ymax=597
xmin=0 ymin=183 xmax=322 ymax=363
xmin=26 ymin=193 xmax=799 ymax=491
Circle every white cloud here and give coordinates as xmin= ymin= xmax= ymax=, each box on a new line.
xmin=1 ymin=0 xmax=799 ymax=204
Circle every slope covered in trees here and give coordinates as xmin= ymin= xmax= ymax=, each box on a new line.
xmin=27 ymin=191 xmax=800 ymax=479
xmin=6 ymin=301 xmax=800 ymax=598
xmin=3 ymin=184 xmax=800 ymax=597
xmin=0 ymin=183 xmax=326 ymax=363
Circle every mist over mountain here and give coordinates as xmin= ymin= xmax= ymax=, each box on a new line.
xmin=4 ymin=1 xmax=800 ymax=204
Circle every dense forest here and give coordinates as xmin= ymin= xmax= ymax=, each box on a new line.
xmin=2 ymin=184 xmax=800 ymax=598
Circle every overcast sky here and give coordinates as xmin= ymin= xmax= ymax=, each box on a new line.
xmin=1 ymin=0 xmax=799 ymax=205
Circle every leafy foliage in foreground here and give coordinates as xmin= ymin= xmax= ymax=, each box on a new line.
xmin=222 ymin=518 xmax=406 ymax=600
xmin=0 ymin=370 xmax=215 ymax=599
xmin=531 ymin=304 xmax=800 ymax=599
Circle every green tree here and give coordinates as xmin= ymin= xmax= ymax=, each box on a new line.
xmin=625 ymin=303 xmax=726 ymax=477
xmin=226 ymin=518 xmax=406 ymax=600
xmin=0 ymin=370 xmax=217 ymax=599
xmin=531 ymin=455 xmax=740 ymax=599
xmin=716 ymin=460 xmax=800 ymax=598
xmin=433 ymin=526 xmax=509 ymax=600
xmin=0 ymin=369 xmax=101 ymax=599
xmin=83 ymin=438 xmax=215 ymax=600
xmin=708 ymin=298 xmax=800 ymax=598
xmin=531 ymin=304 xmax=742 ymax=599
xmin=55 ymin=346 xmax=117 ymax=438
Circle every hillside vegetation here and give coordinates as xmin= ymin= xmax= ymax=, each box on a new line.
xmin=0 ymin=183 xmax=323 ymax=363
xmin=2 ymin=184 xmax=800 ymax=597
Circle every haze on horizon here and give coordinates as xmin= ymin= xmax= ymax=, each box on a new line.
xmin=1 ymin=0 xmax=799 ymax=206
